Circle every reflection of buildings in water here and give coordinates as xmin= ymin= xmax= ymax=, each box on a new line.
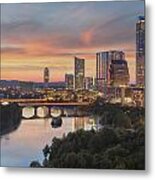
xmin=72 ymin=117 xmax=95 ymax=131
xmin=43 ymin=117 xmax=50 ymax=129
xmin=72 ymin=117 xmax=85 ymax=131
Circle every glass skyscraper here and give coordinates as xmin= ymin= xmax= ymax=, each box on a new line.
xmin=74 ymin=57 xmax=85 ymax=90
xmin=136 ymin=16 xmax=145 ymax=87
xmin=96 ymin=51 xmax=126 ymax=96
xmin=96 ymin=52 xmax=109 ymax=95
xmin=110 ymin=59 xmax=130 ymax=86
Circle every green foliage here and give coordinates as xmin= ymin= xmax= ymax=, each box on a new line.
xmin=30 ymin=102 xmax=145 ymax=169
xmin=87 ymin=98 xmax=145 ymax=130
xmin=33 ymin=126 xmax=145 ymax=169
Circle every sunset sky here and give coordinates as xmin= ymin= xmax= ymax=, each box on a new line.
xmin=1 ymin=1 xmax=144 ymax=83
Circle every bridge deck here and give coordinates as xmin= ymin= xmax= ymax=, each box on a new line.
xmin=0 ymin=99 xmax=90 ymax=106
xmin=19 ymin=102 xmax=89 ymax=107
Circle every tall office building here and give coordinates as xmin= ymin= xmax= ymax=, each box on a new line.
xmin=44 ymin=67 xmax=49 ymax=83
xmin=84 ymin=77 xmax=94 ymax=90
xmin=96 ymin=51 xmax=125 ymax=95
xmin=74 ymin=57 xmax=85 ymax=90
xmin=65 ymin=74 xmax=74 ymax=90
xmin=109 ymin=50 xmax=125 ymax=61
xmin=136 ymin=16 xmax=145 ymax=87
xmin=96 ymin=52 xmax=109 ymax=94
xmin=110 ymin=59 xmax=130 ymax=86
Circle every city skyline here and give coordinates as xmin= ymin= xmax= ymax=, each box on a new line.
xmin=0 ymin=1 xmax=145 ymax=169
xmin=1 ymin=1 xmax=144 ymax=83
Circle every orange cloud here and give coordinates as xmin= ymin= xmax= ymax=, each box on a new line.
xmin=80 ymin=28 xmax=94 ymax=46
xmin=1 ymin=26 xmax=136 ymax=83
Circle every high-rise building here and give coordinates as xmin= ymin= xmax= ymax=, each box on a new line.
xmin=109 ymin=50 xmax=125 ymax=61
xmin=96 ymin=51 xmax=125 ymax=95
xmin=65 ymin=74 xmax=74 ymax=90
xmin=110 ymin=59 xmax=130 ymax=86
xmin=84 ymin=77 xmax=94 ymax=90
xmin=96 ymin=52 xmax=109 ymax=94
xmin=44 ymin=67 xmax=49 ymax=83
xmin=136 ymin=16 xmax=145 ymax=87
xmin=74 ymin=57 xmax=85 ymax=90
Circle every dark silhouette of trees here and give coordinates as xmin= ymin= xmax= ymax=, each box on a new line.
xmin=85 ymin=98 xmax=144 ymax=130
xmin=1 ymin=103 xmax=21 ymax=136
xmin=30 ymin=126 xmax=145 ymax=169
xmin=30 ymin=99 xmax=145 ymax=169
xmin=30 ymin=161 xmax=42 ymax=168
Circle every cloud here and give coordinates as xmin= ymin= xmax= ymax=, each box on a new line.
xmin=1 ymin=47 xmax=26 ymax=55
xmin=1 ymin=1 xmax=140 ymax=51
xmin=1 ymin=1 xmax=144 ymax=82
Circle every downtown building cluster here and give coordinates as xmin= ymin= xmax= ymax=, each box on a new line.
xmin=65 ymin=16 xmax=144 ymax=93
xmin=66 ymin=51 xmax=130 ymax=94
xmin=42 ymin=16 xmax=145 ymax=105
xmin=44 ymin=52 xmax=130 ymax=94
xmin=0 ymin=16 xmax=145 ymax=107
xmin=65 ymin=57 xmax=94 ymax=91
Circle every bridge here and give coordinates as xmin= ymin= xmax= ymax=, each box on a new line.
xmin=0 ymin=99 xmax=90 ymax=106
xmin=0 ymin=99 xmax=90 ymax=119
xmin=18 ymin=102 xmax=89 ymax=107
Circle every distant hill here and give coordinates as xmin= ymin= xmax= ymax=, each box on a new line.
xmin=0 ymin=80 xmax=66 ymax=89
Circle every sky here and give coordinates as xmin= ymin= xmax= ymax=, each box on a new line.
xmin=1 ymin=1 xmax=144 ymax=83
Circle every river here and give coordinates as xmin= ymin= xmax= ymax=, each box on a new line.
xmin=0 ymin=107 xmax=96 ymax=167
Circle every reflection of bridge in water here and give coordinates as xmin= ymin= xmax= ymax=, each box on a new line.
xmin=0 ymin=100 xmax=95 ymax=136
xmin=17 ymin=101 xmax=90 ymax=119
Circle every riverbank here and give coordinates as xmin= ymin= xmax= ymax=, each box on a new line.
xmin=0 ymin=103 xmax=22 ymax=136
xmin=30 ymin=100 xmax=145 ymax=169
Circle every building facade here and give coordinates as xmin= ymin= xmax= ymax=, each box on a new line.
xmin=84 ymin=77 xmax=94 ymax=90
xmin=96 ymin=52 xmax=109 ymax=94
xmin=110 ymin=59 xmax=130 ymax=87
xmin=96 ymin=51 xmax=125 ymax=96
xmin=136 ymin=16 xmax=145 ymax=87
xmin=65 ymin=74 xmax=74 ymax=90
xmin=74 ymin=57 xmax=85 ymax=90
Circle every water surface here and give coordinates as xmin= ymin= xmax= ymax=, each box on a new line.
xmin=1 ymin=107 xmax=95 ymax=167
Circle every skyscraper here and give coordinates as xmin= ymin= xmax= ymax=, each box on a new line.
xmin=65 ymin=74 xmax=74 ymax=90
xmin=44 ymin=67 xmax=49 ymax=83
xmin=96 ymin=52 xmax=109 ymax=94
xmin=136 ymin=16 xmax=145 ymax=87
xmin=74 ymin=57 xmax=85 ymax=90
xmin=109 ymin=50 xmax=125 ymax=61
xmin=96 ymin=51 xmax=125 ymax=95
xmin=110 ymin=59 xmax=130 ymax=86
